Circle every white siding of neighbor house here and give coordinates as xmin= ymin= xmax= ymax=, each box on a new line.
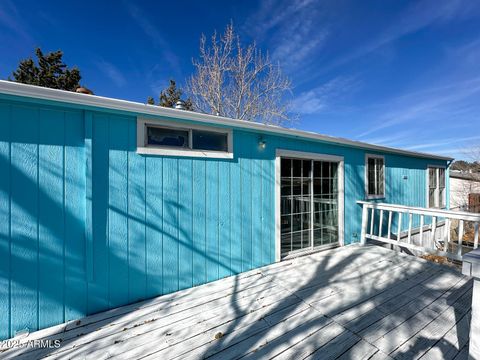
xmin=450 ymin=176 xmax=480 ymax=211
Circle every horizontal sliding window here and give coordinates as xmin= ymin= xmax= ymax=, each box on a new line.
xmin=192 ymin=130 xmax=228 ymax=152
xmin=137 ymin=118 xmax=233 ymax=158
xmin=147 ymin=127 xmax=189 ymax=148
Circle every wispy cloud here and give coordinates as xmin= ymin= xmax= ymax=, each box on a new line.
xmin=244 ymin=0 xmax=316 ymax=40
xmin=355 ymin=81 xmax=480 ymax=159
xmin=95 ymin=60 xmax=127 ymax=88
xmin=292 ymin=76 xmax=358 ymax=114
xmin=405 ymin=135 xmax=480 ymax=151
xmin=324 ymin=0 xmax=480 ymax=72
xmin=122 ymin=1 xmax=181 ymax=76
xmin=357 ymin=76 xmax=480 ymax=139
xmin=0 ymin=0 xmax=34 ymax=43
xmin=271 ymin=20 xmax=328 ymax=68
xmin=244 ymin=0 xmax=327 ymax=72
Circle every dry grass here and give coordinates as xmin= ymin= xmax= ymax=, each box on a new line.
xmin=420 ymin=254 xmax=449 ymax=265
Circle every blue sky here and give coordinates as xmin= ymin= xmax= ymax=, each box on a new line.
xmin=1 ymin=0 xmax=479 ymax=160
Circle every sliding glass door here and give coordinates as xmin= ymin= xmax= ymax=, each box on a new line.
xmin=280 ymin=158 xmax=339 ymax=257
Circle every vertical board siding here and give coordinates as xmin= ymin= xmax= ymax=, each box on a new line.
xmin=10 ymin=105 xmax=39 ymax=335
xmin=206 ymin=161 xmax=219 ymax=282
xmin=230 ymin=155 xmax=242 ymax=274
xmin=240 ymin=135 xmax=253 ymax=272
xmin=127 ymin=119 xmax=147 ymax=303
xmin=178 ymin=158 xmax=193 ymax=290
xmin=64 ymin=110 xmax=87 ymax=321
xmin=0 ymin=101 xmax=86 ymax=339
xmin=192 ymin=160 xmax=206 ymax=286
xmin=89 ymin=114 xmax=109 ymax=313
xmin=108 ymin=116 xmax=129 ymax=308
xmin=0 ymin=97 xmax=449 ymax=340
xmin=0 ymin=102 xmax=11 ymax=340
xmin=145 ymin=157 xmax=163 ymax=297
xmin=38 ymin=108 xmax=65 ymax=328
xmin=162 ymin=158 xmax=179 ymax=294
xmin=218 ymin=161 xmax=231 ymax=278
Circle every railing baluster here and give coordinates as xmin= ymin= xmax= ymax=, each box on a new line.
xmin=444 ymin=218 xmax=451 ymax=252
xmin=419 ymin=215 xmax=424 ymax=246
xmin=387 ymin=211 xmax=392 ymax=240
xmin=475 ymin=222 xmax=479 ymax=249
xmin=370 ymin=207 xmax=375 ymax=236
xmin=407 ymin=213 xmax=413 ymax=244
xmin=360 ymin=204 xmax=369 ymax=245
xmin=431 ymin=216 xmax=437 ymax=249
xmin=379 ymin=210 xmax=384 ymax=237
xmin=397 ymin=212 xmax=402 ymax=242
xmin=355 ymin=201 xmax=480 ymax=259
xmin=458 ymin=220 xmax=464 ymax=257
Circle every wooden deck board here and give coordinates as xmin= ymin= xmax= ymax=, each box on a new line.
xmin=420 ymin=310 xmax=471 ymax=360
xmin=1 ymin=244 xmax=472 ymax=360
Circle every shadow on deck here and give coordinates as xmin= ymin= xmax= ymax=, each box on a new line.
xmin=1 ymin=244 xmax=472 ymax=360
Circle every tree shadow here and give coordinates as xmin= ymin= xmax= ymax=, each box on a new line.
xmin=0 ymin=102 xmax=461 ymax=359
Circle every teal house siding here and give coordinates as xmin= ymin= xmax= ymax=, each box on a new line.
xmin=0 ymin=91 xmax=450 ymax=340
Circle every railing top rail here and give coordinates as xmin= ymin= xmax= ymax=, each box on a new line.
xmin=357 ymin=200 xmax=480 ymax=222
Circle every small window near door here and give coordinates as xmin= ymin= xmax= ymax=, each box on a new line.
xmin=428 ymin=166 xmax=446 ymax=208
xmin=365 ymin=155 xmax=385 ymax=199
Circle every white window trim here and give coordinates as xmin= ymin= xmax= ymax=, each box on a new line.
xmin=136 ymin=118 xmax=233 ymax=158
xmin=365 ymin=154 xmax=386 ymax=200
xmin=426 ymin=164 xmax=446 ymax=209
xmin=274 ymin=149 xmax=345 ymax=262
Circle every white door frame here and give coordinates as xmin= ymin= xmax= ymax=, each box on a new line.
xmin=275 ymin=149 xmax=345 ymax=262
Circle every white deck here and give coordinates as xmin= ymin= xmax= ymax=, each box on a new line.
xmin=1 ymin=245 xmax=472 ymax=360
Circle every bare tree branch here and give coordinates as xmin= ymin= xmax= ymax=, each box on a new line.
xmin=187 ymin=23 xmax=293 ymax=125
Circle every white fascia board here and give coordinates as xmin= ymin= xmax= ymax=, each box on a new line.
xmin=0 ymin=80 xmax=453 ymax=161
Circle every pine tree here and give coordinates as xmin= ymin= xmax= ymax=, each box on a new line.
xmin=10 ymin=48 xmax=82 ymax=91
xmin=147 ymin=80 xmax=193 ymax=110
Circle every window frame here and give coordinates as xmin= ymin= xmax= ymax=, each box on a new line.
xmin=137 ymin=118 xmax=233 ymax=158
xmin=426 ymin=165 xmax=446 ymax=209
xmin=365 ymin=154 xmax=386 ymax=200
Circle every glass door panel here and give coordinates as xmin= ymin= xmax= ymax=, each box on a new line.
xmin=280 ymin=157 xmax=339 ymax=257
xmin=312 ymin=161 xmax=338 ymax=247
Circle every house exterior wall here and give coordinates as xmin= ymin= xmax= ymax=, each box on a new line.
xmin=450 ymin=176 xmax=480 ymax=211
xmin=0 ymin=95 xmax=449 ymax=339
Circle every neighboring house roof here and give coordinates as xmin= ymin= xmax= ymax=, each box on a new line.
xmin=450 ymin=171 xmax=480 ymax=182
xmin=0 ymin=80 xmax=453 ymax=161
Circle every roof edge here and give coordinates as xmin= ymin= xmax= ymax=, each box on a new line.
xmin=0 ymin=80 xmax=453 ymax=161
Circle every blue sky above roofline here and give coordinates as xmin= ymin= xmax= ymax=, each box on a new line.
xmin=1 ymin=0 xmax=479 ymax=160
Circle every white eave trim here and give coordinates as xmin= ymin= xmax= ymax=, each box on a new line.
xmin=0 ymin=80 xmax=453 ymax=161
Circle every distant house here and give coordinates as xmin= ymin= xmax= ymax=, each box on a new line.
xmin=450 ymin=170 xmax=480 ymax=212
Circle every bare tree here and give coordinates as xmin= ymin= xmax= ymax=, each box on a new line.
xmin=187 ymin=23 xmax=293 ymax=125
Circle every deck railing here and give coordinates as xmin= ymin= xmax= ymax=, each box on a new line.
xmin=358 ymin=200 xmax=480 ymax=358
xmin=357 ymin=201 xmax=480 ymax=261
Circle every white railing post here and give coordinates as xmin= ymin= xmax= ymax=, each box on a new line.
xmin=360 ymin=204 xmax=368 ymax=245
xmin=370 ymin=207 xmax=375 ymax=236
xmin=462 ymin=249 xmax=480 ymax=359
xmin=444 ymin=218 xmax=451 ymax=252
xmin=458 ymin=220 xmax=464 ymax=258
xmin=431 ymin=216 xmax=437 ymax=249
xmin=475 ymin=222 xmax=479 ymax=250
xmin=387 ymin=211 xmax=392 ymax=240
xmin=379 ymin=210 xmax=384 ymax=238
xmin=419 ymin=215 xmax=424 ymax=246
xmin=397 ymin=213 xmax=402 ymax=242
xmin=407 ymin=212 xmax=413 ymax=244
